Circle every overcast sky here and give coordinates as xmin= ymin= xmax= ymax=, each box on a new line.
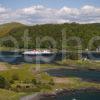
xmin=0 ymin=0 xmax=100 ymax=25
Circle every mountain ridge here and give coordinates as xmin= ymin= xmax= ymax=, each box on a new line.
xmin=0 ymin=22 xmax=100 ymax=50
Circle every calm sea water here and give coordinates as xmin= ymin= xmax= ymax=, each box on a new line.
xmin=0 ymin=51 xmax=63 ymax=64
xmin=40 ymin=91 xmax=100 ymax=100
xmin=55 ymin=91 xmax=100 ymax=100
xmin=0 ymin=51 xmax=100 ymax=64
xmin=45 ymin=68 xmax=100 ymax=100
xmin=46 ymin=68 xmax=100 ymax=82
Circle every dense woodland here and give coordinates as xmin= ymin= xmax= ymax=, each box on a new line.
xmin=0 ymin=22 xmax=100 ymax=50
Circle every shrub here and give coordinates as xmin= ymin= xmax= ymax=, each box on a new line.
xmin=31 ymin=79 xmax=37 ymax=85
xmin=0 ymin=76 xmax=6 ymax=88
xmin=12 ymin=74 xmax=19 ymax=81
xmin=49 ymin=79 xmax=55 ymax=86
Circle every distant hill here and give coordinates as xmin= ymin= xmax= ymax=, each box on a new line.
xmin=0 ymin=22 xmax=26 ymax=37
xmin=0 ymin=22 xmax=100 ymax=50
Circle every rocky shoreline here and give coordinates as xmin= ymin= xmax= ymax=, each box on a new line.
xmin=21 ymin=88 xmax=100 ymax=100
xmin=20 ymin=68 xmax=100 ymax=100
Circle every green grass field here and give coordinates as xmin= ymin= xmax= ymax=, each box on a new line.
xmin=0 ymin=60 xmax=100 ymax=99
xmin=0 ymin=89 xmax=25 ymax=100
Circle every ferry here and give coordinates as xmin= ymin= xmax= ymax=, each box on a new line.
xmin=23 ymin=50 xmax=52 ymax=55
xmin=23 ymin=50 xmax=55 ymax=63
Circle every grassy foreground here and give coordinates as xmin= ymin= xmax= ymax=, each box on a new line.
xmin=0 ymin=89 xmax=25 ymax=100
xmin=0 ymin=60 xmax=100 ymax=99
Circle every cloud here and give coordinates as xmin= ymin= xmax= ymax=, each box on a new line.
xmin=0 ymin=5 xmax=100 ymax=25
xmin=0 ymin=5 xmax=8 ymax=13
xmin=0 ymin=5 xmax=11 ymax=23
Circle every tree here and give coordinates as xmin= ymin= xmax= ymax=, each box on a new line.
xmin=0 ymin=76 xmax=6 ymax=88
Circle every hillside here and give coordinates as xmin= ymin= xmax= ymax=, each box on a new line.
xmin=0 ymin=23 xmax=100 ymax=50
xmin=0 ymin=22 xmax=26 ymax=37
